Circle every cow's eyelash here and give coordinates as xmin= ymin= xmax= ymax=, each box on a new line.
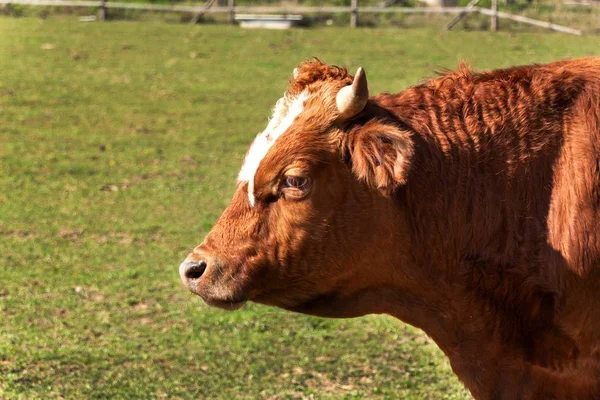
xmin=283 ymin=176 xmax=309 ymax=189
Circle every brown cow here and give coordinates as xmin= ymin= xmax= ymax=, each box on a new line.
xmin=179 ymin=57 xmax=600 ymax=399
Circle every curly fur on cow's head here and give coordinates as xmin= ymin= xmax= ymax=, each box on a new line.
xmin=287 ymin=59 xmax=353 ymax=96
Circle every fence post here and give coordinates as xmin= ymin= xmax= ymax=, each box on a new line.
xmin=98 ymin=0 xmax=106 ymax=20
xmin=350 ymin=0 xmax=358 ymax=28
xmin=98 ymin=0 xmax=107 ymax=20
xmin=228 ymin=0 xmax=235 ymax=24
xmin=491 ymin=0 xmax=498 ymax=31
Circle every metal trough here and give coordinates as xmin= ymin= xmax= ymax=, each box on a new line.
xmin=235 ymin=14 xmax=305 ymax=29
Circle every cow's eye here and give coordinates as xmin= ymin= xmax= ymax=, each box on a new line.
xmin=284 ymin=176 xmax=309 ymax=190
xmin=281 ymin=175 xmax=312 ymax=200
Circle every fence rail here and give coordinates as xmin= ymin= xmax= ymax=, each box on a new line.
xmin=478 ymin=7 xmax=583 ymax=35
xmin=0 ymin=0 xmax=585 ymax=35
xmin=0 ymin=0 xmax=475 ymax=14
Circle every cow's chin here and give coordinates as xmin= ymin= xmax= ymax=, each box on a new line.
xmin=202 ymin=297 xmax=247 ymax=311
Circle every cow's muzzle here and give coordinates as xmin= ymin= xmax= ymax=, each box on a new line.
xmin=179 ymin=252 xmax=247 ymax=310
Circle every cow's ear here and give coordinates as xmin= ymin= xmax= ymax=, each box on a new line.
xmin=345 ymin=121 xmax=414 ymax=194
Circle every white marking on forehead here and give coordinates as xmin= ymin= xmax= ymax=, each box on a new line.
xmin=238 ymin=90 xmax=309 ymax=207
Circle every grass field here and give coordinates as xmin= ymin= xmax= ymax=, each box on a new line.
xmin=1 ymin=17 xmax=599 ymax=399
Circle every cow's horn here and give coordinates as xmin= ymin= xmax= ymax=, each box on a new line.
xmin=336 ymin=67 xmax=369 ymax=119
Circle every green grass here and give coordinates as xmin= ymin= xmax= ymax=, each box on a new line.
xmin=1 ymin=17 xmax=599 ymax=399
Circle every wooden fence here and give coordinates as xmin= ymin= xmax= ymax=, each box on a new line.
xmin=0 ymin=0 xmax=584 ymax=35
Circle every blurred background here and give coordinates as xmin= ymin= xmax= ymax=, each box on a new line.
xmin=1 ymin=0 xmax=600 ymax=33
xmin=1 ymin=1 xmax=599 ymax=399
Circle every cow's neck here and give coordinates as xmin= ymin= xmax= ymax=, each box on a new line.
xmin=368 ymin=281 xmax=597 ymax=400
xmin=389 ymin=129 xmax=599 ymax=398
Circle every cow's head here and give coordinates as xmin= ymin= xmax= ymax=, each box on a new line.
xmin=179 ymin=60 xmax=416 ymax=318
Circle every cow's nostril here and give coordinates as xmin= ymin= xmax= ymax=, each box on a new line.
xmin=184 ymin=260 xmax=207 ymax=280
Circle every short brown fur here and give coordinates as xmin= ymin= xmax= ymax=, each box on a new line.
xmin=181 ymin=57 xmax=600 ymax=399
